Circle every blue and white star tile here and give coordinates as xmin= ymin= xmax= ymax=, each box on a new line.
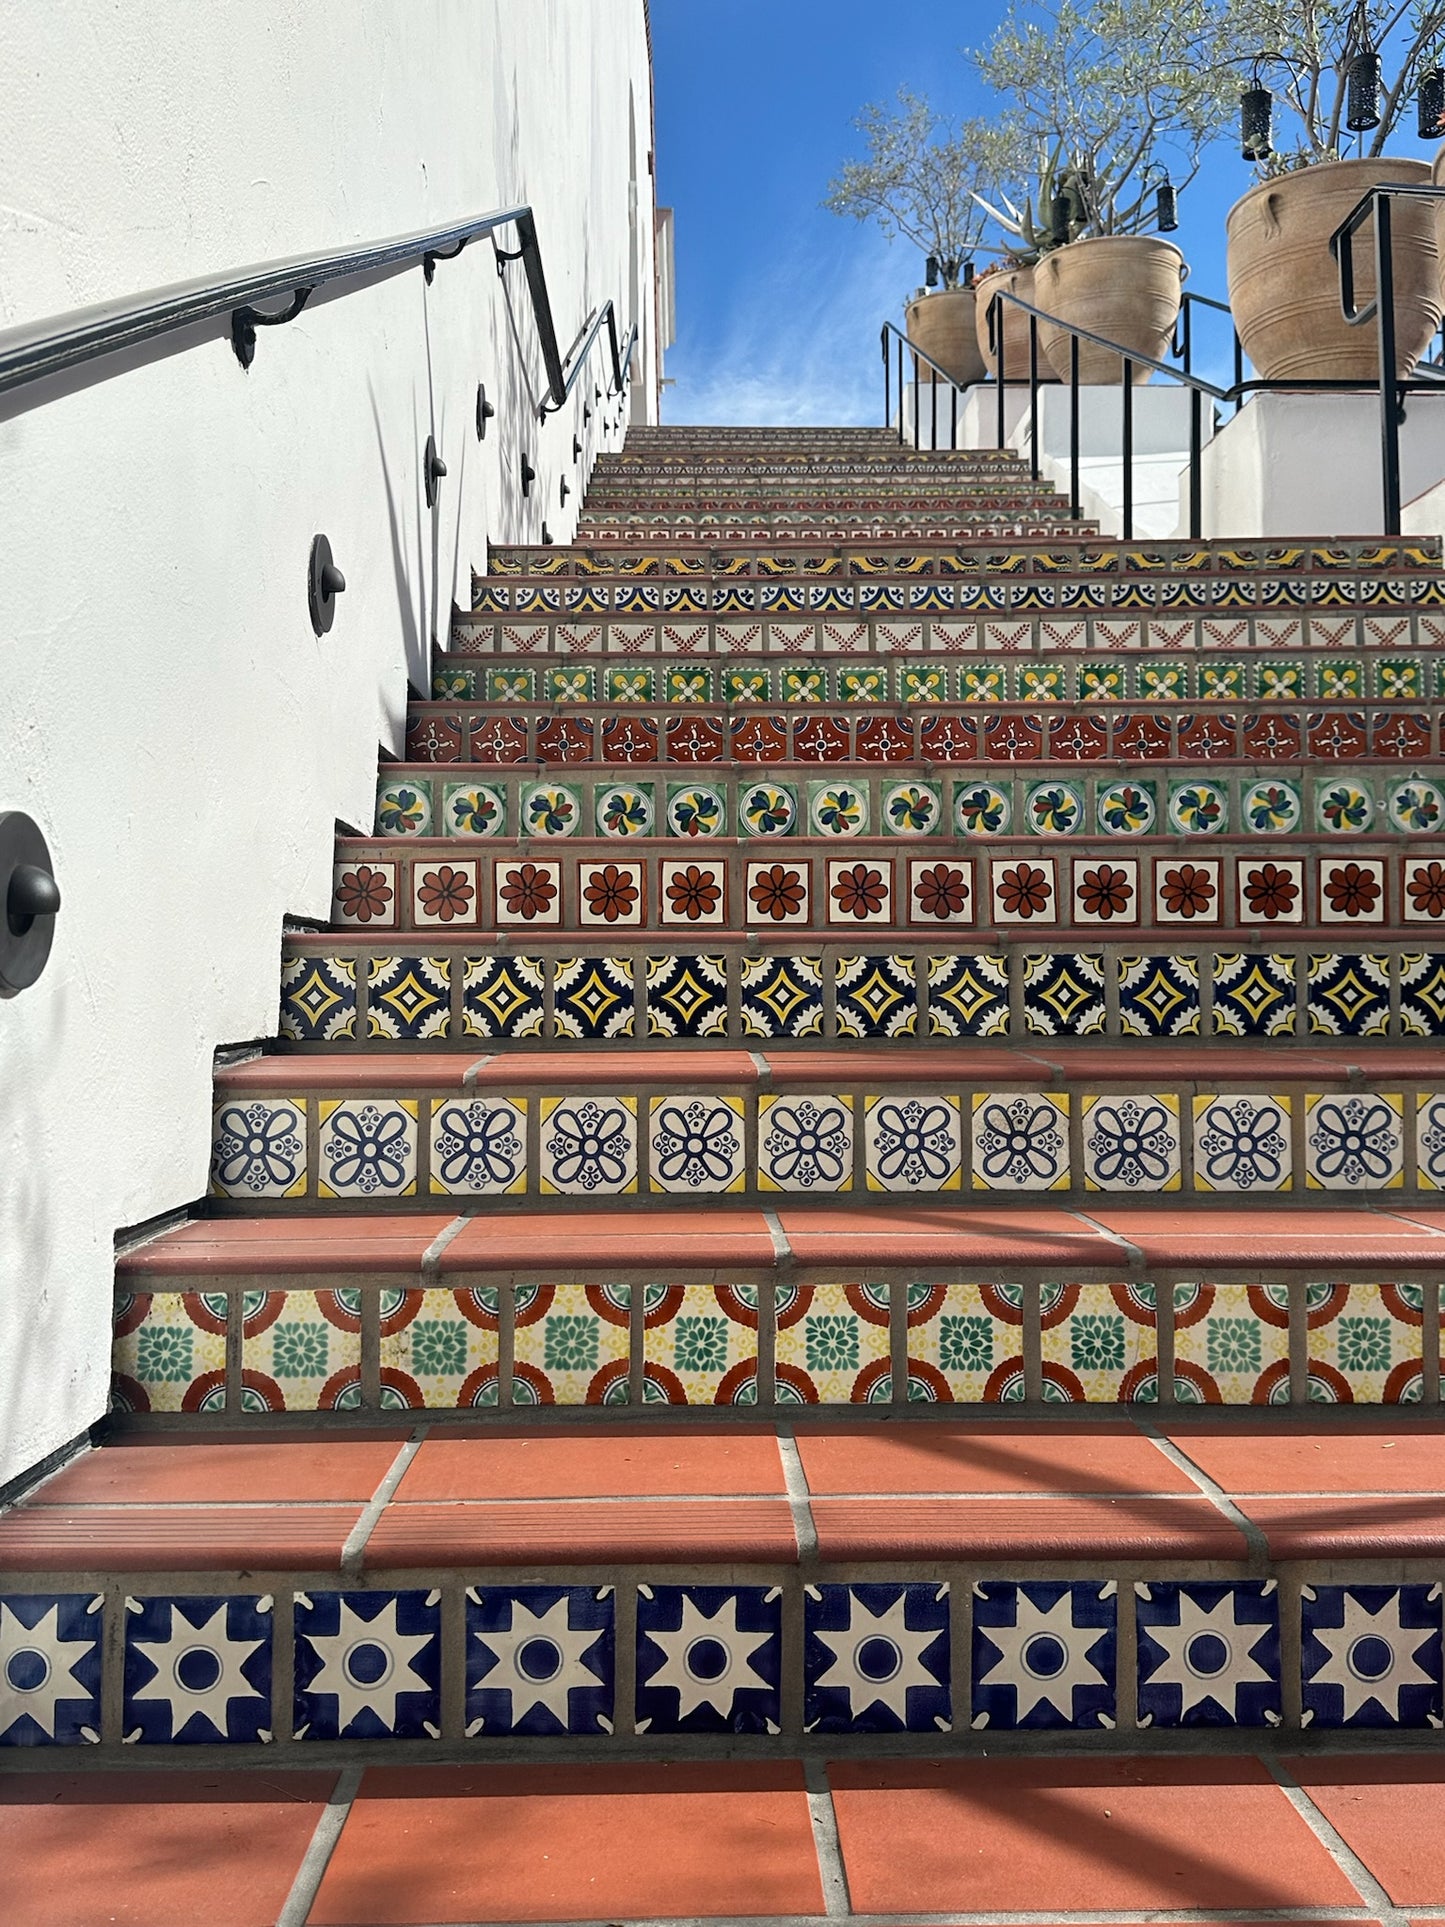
xmin=1136 ymin=1581 xmax=1281 ymax=1728
xmin=972 ymin=1580 xmax=1116 ymax=1729
xmin=0 ymin=1593 xmax=102 ymax=1746
xmin=123 ymin=1595 xmax=272 ymax=1744
xmin=1301 ymin=1583 xmax=1442 ymax=1728
xmin=294 ymin=1589 xmax=441 ymax=1741
xmin=635 ymin=1585 xmax=782 ymax=1734
xmin=804 ymin=1583 xmax=950 ymax=1733
xmin=466 ymin=1586 xmax=614 ymax=1736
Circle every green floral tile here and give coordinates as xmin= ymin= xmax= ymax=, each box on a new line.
xmin=959 ymin=665 xmax=1006 ymax=702
xmin=775 ymin=1284 xmax=890 ymax=1403
xmin=514 ymin=1284 xmax=630 ymax=1405
xmin=380 ymin=1288 xmax=499 ymax=1407
xmin=898 ymin=664 xmax=949 ymax=703
xmin=432 ymin=667 xmax=476 ymax=701
xmin=1317 ymin=659 xmax=1362 ymax=701
xmin=376 ymin=779 xmax=431 ymax=837
xmin=643 ymin=1285 xmax=758 ymax=1405
xmin=666 ymin=666 xmax=713 ymax=702
xmin=779 ymin=666 xmax=826 ymax=702
xmin=1138 ymin=662 xmax=1191 ymax=701
xmin=1173 ymin=1284 xmax=1290 ymax=1404
xmin=907 ymin=1283 xmax=1015 ymax=1401
xmin=486 ymin=666 xmax=533 ymax=702
xmin=1079 ymin=661 xmax=1124 ymax=700
xmin=808 ymin=780 xmax=869 ymax=837
xmin=1198 ymin=662 xmax=1245 ymax=701
xmin=1019 ymin=664 xmax=1069 ymax=701
xmin=1257 ymin=659 xmax=1303 ymax=701
xmin=113 ymin=1292 xmax=226 ymax=1414
xmin=722 ymin=667 xmax=770 ymax=703
xmin=443 ymin=782 xmax=507 ymax=838
xmin=1095 ymin=780 xmax=1156 ymax=836
xmin=242 ymin=1292 xmax=360 ymax=1413
xmin=1375 ymin=658 xmax=1423 ymax=701
xmin=1039 ymin=1284 xmax=1155 ymax=1403
xmin=881 ymin=781 xmax=941 ymax=837
xmin=545 ymin=667 xmax=595 ymax=703
xmin=1307 ymin=1283 xmax=1424 ymax=1403
xmin=837 ymin=666 xmax=889 ymax=702
xmin=606 ymin=667 xmax=655 ymax=704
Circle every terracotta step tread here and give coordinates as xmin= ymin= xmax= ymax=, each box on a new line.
xmin=0 ymin=1505 xmax=363 ymax=1570
xmin=364 ymin=1497 xmax=800 ymax=1565
xmin=809 ymin=1494 xmax=1246 ymax=1560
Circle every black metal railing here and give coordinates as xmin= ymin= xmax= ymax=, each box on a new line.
xmin=0 ymin=203 xmax=635 ymax=422
xmin=882 ymin=195 xmax=1445 ymax=540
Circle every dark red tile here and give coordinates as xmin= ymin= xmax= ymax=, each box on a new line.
xmin=810 ymin=1495 xmax=1244 ymax=1561
xmin=309 ymin=1763 xmax=824 ymax=1924
xmin=399 ymin=1427 xmax=785 ymax=1500
xmin=0 ymin=1505 xmax=362 ymax=1571
xmin=796 ymin=1423 xmax=1196 ymax=1495
xmin=1287 ymin=1758 xmax=1445 ymax=1905
xmin=0 ymin=1770 xmax=335 ymax=1927
xmin=365 ymin=1497 xmax=797 ymax=1567
xmin=829 ymin=1757 xmax=1362 ymax=1913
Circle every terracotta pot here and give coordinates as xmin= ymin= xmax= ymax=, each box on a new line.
xmin=1226 ymin=157 xmax=1441 ymax=381
xmin=1435 ymin=143 xmax=1445 ymax=311
xmin=903 ymin=286 xmax=987 ymax=388
xmin=973 ymin=264 xmax=1056 ymax=380
xmin=1033 ymin=234 xmax=1185 ymax=385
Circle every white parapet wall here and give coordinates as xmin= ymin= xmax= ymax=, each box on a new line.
xmin=0 ymin=1 xmax=657 ymax=1485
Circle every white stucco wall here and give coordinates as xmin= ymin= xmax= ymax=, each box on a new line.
xmin=0 ymin=1 xmax=657 ymax=1485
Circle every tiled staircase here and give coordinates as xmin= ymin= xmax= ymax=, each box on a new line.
xmin=6 ymin=424 xmax=1445 ymax=1925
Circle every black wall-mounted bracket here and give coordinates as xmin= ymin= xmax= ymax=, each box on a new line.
xmin=0 ymin=812 xmax=60 ymax=997
xmin=308 ymin=533 xmax=346 ymax=637
xmin=424 ymin=435 xmax=448 ymax=508
xmin=520 ymin=454 xmax=536 ymax=497
xmin=422 ymin=237 xmax=469 ymax=284
xmin=476 ymin=385 xmax=496 ymax=440
xmin=559 ymin=478 xmax=570 ymax=506
xmin=573 ymin=435 xmax=583 ymax=460
xmin=231 ymin=287 xmax=314 ymax=369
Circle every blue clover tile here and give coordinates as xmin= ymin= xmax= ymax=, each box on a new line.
xmin=1136 ymin=1581 xmax=1281 ymax=1727
xmin=466 ymin=1586 xmax=614 ymax=1736
xmin=294 ymin=1589 xmax=440 ymax=1740
xmin=124 ymin=1594 xmax=272 ymax=1744
xmin=636 ymin=1585 xmax=782 ymax=1734
xmin=805 ymin=1583 xmax=950 ymax=1733
xmin=0 ymin=1593 xmax=102 ymax=1747
xmin=1301 ymin=1584 xmax=1442 ymax=1728
xmin=972 ymin=1580 xmax=1115 ymax=1729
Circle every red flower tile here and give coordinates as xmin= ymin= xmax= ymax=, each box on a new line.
xmin=535 ymin=716 xmax=594 ymax=764
xmin=918 ymin=713 xmax=976 ymax=760
xmin=404 ymin=713 xmax=464 ymax=762
xmin=1405 ymin=859 xmax=1445 ymax=919
xmin=730 ymin=713 xmax=788 ymax=761
xmin=1156 ymin=859 xmax=1218 ymax=922
xmin=1113 ymin=712 xmax=1174 ymax=759
xmin=1073 ymin=859 xmax=1136 ymax=923
xmin=909 ymin=858 xmax=972 ymax=922
xmin=666 ymin=714 xmax=726 ymax=761
xmin=854 ymin=713 xmax=915 ymax=761
xmin=1372 ymin=709 xmax=1433 ymax=758
xmin=1176 ymin=711 xmax=1236 ymax=759
xmin=600 ymin=714 xmax=658 ymax=762
xmin=1048 ymin=712 xmax=1109 ymax=759
xmin=1241 ymin=711 xmax=1303 ymax=759
xmin=1308 ymin=709 xmax=1369 ymax=757
xmin=983 ymin=712 xmax=1043 ymax=760
xmin=468 ymin=715 xmax=528 ymax=763
xmin=792 ymin=714 xmax=850 ymax=761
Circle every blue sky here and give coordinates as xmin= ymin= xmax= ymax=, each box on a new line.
xmin=651 ymin=0 xmax=1246 ymax=423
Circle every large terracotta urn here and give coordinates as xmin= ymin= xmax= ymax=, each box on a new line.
xmin=904 ymin=286 xmax=987 ymax=388
xmin=1033 ymin=234 xmax=1186 ymax=385
xmin=1226 ymin=157 xmax=1441 ymax=380
xmin=1435 ymin=143 xmax=1445 ymax=311
xmin=973 ymin=263 xmax=1054 ymax=380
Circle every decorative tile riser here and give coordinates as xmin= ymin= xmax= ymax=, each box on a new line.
xmin=469 ymin=578 xmax=1445 ymax=616
xmin=4 ymin=1573 xmax=1441 ymax=1751
xmin=335 ymin=835 xmax=1445 ymax=937
xmin=280 ymin=944 xmax=1445 ymax=1043
xmin=402 ymin=703 xmax=1444 ymax=768
xmin=435 ymin=650 xmax=1445 ymax=703
xmin=109 ymin=1278 xmax=1439 ymax=1413
xmin=573 ymin=521 xmax=1091 ymax=542
xmin=480 ymin=539 xmax=1440 ymax=578
xmin=207 ymin=1079 xmax=1445 ymax=1207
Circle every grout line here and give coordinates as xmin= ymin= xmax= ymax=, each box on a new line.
xmin=339 ymin=1908 xmax=1396 ymax=1927
xmin=763 ymin=1207 xmax=792 ymax=1265
xmin=340 ymin=1430 xmax=427 ymax=1577
xmin=422 ymin=1214 xmax=472 ymax=1276
xmin=1263 ymin=1757 xmax=1410 ymax=1927
xmin=776 ymin=1427 xmax=819 ymax=1564
xmin=275 ymin=1765 xmax=362 ymax=1926
xmin=804 ymin=1758 xmax=853 ymax=1920
xmin=1133 ymin=1417 xmax=1272 ymax=1571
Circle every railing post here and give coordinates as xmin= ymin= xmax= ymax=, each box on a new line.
xmin=1122 ymin=359 xmax=1134 ymax=540
xmin=1069 ymin=334 xmax=1080 ymax=521
xmin=996 ymin=297 xmax=1007 ymax=451
xmin=897 ymin=336 xmax=904 ymax=447
xmin=931 ymin=365 xmax=938 ymax=451
xmin=1028 ymin=313 xmax=1040 ymax=483
xmin=1374 ymin=192 xmax=1402 ymax=536
xmin=951 ymin=380 xmax=957 ymax=451
xmin=883 ymin=328 xmax=890 ymax=435
xmin=1189 ymin=385 xmax=1203 ymax=542
xmin=913 ymin=349 xmax=920 ymax=451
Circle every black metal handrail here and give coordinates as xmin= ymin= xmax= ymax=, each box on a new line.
xmin=1331 ymin=182 xmax=1445 ymax=534
xmin=0 ymin=203 xmax=633 ymax=423
xmin=879 ymin=326 xmax=971 ymax=452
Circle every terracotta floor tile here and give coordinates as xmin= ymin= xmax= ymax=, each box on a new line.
xmin=796 ymin=1422 xmax=1196 ymax=1495
xmin=763 ymin=1046 xmax=1039 ymax=1084
xmin=470 ymin=1049 xmax=760 ymax=1086
xmin=1088 ymin=1206 xmax=1445 ymax=1270
xmin=443 ymin=1209 xmax=776 ymax=1270
xmin=0 ymin=1770 xmax=334 ymax=1927
xmin=1288 ymin=1758 xmax=1445 ymax=1905
xmin=829 ymin=1757 xmax=1363 ymax=1913
xmin=365 ymin=1497 xmax=797 ymax=1567
xmin=811 ymin=1495 xmax=1244 ymax=1561
xmin=215 ymin=1055 xmax=472 ymax=1092
xmin=28 ymin=1439 xmax=403 ymax=1506
xmin=399 ymin=1427 xmax=785 ymax=1499
xmin=1166 ymin=1422 xmax=1445 ymax=1494
xmin=118 ymin=1216 xmax=451 ymax=1276
xmin=1239 ymin=1495 xmax=1445 ymax=1559
xmin=0 ymin=1504 xmax=362 ymax=1571
xmin=308 ymin=1763 xmax=824 ymax=1924
xmin=777 ymin=1204 xmax=1113 ymax=1268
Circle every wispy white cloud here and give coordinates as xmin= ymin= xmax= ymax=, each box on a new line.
xmin=665 ymin=228 xmax=914 ymax=427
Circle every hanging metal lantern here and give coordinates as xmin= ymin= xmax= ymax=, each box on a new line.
xmin=1346 ymin=49 xmax=1382 ymax=132
xmin=1049 ymin=191 xmax=1071 ymax=246
xmin=1419 ymin=66 xmax=1445 ymax=139
xmin=925 ymin=254 xmax=940 ymax=289
xmin=1155 ymin=180 xmax=1179 ymax=232
xmin=1241 ymin=85 xmax=1273 ymax=161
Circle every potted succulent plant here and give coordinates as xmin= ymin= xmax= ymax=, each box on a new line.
xmin=1222 ymin=0 xmax=1445 ymax=380
xmin=826 ymin=91 xmax=1012 ymax=388
xmin=971 ymin=0 xmax=1238 ymax=383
